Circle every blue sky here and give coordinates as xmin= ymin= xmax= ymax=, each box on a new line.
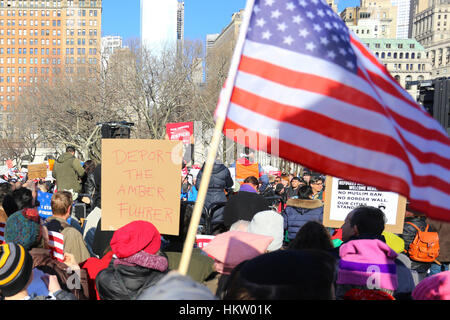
xmin=101 ymin=0 xmax=360 ymax=42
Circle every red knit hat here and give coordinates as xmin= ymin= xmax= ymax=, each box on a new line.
xmin=110 ymin=221 xmax=161 ymax=258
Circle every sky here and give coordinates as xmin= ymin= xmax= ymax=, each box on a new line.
xmin=101 ymin=0 xmax=361 ymax=43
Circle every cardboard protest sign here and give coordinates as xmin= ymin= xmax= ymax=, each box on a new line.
xmin=27 ymin=163 xmax=48 ymax=180
xmin=323 ymin=176 xmax=406 ymax=233
xmin=101 ymin=139 xmax=183 ymax=235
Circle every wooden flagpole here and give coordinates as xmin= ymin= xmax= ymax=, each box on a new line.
xmin=178 ymin=0 xmax=256 ymax=276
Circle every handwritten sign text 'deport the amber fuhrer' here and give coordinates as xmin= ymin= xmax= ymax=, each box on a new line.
xmin=101 ymin=139 xmax=183 ymax=235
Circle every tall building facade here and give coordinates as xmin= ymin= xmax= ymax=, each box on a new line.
xmin=392 ymin=0 xmax=414 ymax=38
xmin=0 ymin=0 xmax=102 ymax=118
xmin=140 ymin=0 xmax=183 ymax=55
xmin=412 ymin=0 xmax=450 ymax=78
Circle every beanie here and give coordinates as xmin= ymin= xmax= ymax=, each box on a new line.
xmin=412 ymin=271 xmax=450 ymax=300
xmin=0 ymin=243 xmax=33 ymax=297
xmin=110 ymin=220 xmax=161 ymax=258
xmin=337 ymin=239 xmax=398 ymax=291
xmin=5 ymin=209 xmax=42 ymax=250
xmin=248 ymin=210 xmax=284 ymax=251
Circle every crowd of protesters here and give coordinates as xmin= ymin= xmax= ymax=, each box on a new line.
xmin=0 ymin=146 xmax=449 ymax=301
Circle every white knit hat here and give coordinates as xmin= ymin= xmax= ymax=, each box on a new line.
xmin=248 ymin=210 xmax=284 ymax=251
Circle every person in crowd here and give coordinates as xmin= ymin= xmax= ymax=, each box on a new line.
xmin=0 ymin=243 xmax=77 ymax=300
xmin=4 ymin=207 xmax=90 ymax=300
xmin=161 ymin=202 xmax=215 ymax=284
xmin=223 ymin=249 xmax=336 ymax=300
xmin=44 ymin=191 xmax=91 ymax=264
xmin=195 ymin=158 xmax=233 ymax=234
xmin=248 ymin=210 xmax=284 ymax=252
xmin=282 ymin=185 xmax=324 ymax=243
xmin=288 ymin=221 xmax=334 ymax=251
xmin=309 ymin=175 xmax=324 ymax=200
xmin=222 ymin=176 xmax=270 ymax=230
xmin=302 ymin=169 xmax=312 ymax=184
xmin=334 ymin=206 xmax=416 ymax=300
xmin=95 ymin=220 xmax=169 ymax=300
xmin=81 ymin=160 xmax=96 ymax=196
xmin=202 ymin=230 xmax=274 ymax=299
xmin=426 ymin=218 xmax=450 ymax=276
xmin=2 ymin=187 xmax=36 ymax=218
xmin=52 ymin=146 xmax=86 ymax=194
xmin=274 ymin=174 xmax=290 ymax=203
xmin=412 ymin=271 xmax=450 ymax=300
xmin=399 ymin=205 xmax=432 ymax=283
xmin=0 ymin=182 xmax=12 ymax=223
xmin=181 ymin=174 xmax=198 ymax=202
xmin=91 ymin=217 xmax=114 ymax=259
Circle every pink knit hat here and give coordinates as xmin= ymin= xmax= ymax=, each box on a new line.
xmin=412 ymin=271 xmax=450 ymax=300
xmin=337 ymin=239 xmax=398 ymax=291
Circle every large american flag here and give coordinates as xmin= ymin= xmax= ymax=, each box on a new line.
xmin=215 ymin=0 xmax=450 ymax=221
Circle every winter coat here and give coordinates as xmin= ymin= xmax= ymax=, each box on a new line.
xmin=45 ymin=216 xmax=92 ymax=264
xmin=400 ymin=216 xmax=432 ymax=273
xmin=95 ymin=257 xmax=169 ymax=300
xmin=92 ymin=164 xmax=101 ymax=209
xmin=427 ymin=218 xmax=450 ymax=263
xmin=52 ymin=152 xmax=86 ymax=193
xmin=29 ymin=248 xmax=90 ymax=300
xmin=282 ymin=198 xmax=324 ymax=241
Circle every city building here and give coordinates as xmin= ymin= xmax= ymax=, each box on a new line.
xmin=0 ymin=0 xmax=102 ymax=133
xmin=364 ymin=38 xmax=432 ymax=99
xmin=392 ymin=0 xmax=414 ymax=38
xmin=140 ymin=0 xmax=184 ymax=56
xmin=101 ymin=35 xmax=123 ymax=63
xmin=205 ymin=9 xmax=243 ymax=85
xmin=412 ymin=0 xmax=450 ymax=78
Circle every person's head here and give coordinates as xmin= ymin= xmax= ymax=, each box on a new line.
xmin=223 ymin=249 xmax=336 ymax=300
xmin=0 ymin=182 xmax=13 ymax=206
xmin=290 ymin=177 xmax=303 ymax=189
xmin=51 ymin=191 xmax=73 ymax=219
xmin=412 ymin=271 xmax=450 ymax=300
xmin=341 ymin=206 xmax=386 ymax=242
xmin=0 ymin=243 xmax=34 ymax=298
xmin=288 ymin=221 xmax=334 ymax=251
xmin=243 ymin=176 xmax=259 ymax=189
xmin=302 ymin=170 xmax=312 ymax=183
xmin=248 ymin=210 xmax=284 ymax=252
xmin=2 ymin=187 xmax=35 ymax=217
xmin=274 ymin=176 xmax=281 ymax=185
xmin=66 ymin=146 xmax=76 ymax=154
xmin=297 ymin=185 xmax=313 ymax=200
xmin=288 ymin=173 xmax=294 ymax=182
xmin=280 ymin=175 xmax=289 ymax=187
xmin=309 ymin=175 xmax=324 ymax=194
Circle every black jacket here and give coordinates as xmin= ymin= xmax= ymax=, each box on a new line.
xmin=95 ymin=258 xmax=168 ymax=300
xmin=223 ymin=191 xmax=270 ymax=228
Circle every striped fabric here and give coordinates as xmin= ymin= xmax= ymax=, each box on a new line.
xmin=215 ymin=0 xmax=450 ymax=221
xmin=47 ymin=231 xmax=64 ymax=262
xmin=0 ymin=222 xmax=5 ymax=244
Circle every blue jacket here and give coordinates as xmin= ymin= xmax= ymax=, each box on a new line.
xmin=282 ymin=199 xmax=324 ymax=241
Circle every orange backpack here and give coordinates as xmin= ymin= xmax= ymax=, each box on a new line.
xmin=406 ymin=222 xmax=440 ymax=263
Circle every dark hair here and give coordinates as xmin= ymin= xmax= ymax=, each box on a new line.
xmin=297 ymin=185 xmax=313 ymax=199
xmin=66 ymin=146 xmax=76 ymax=153
xmin=2 ymin=187 xmax=34 ymax=216
xmin=223 ymin=249 xmax=336 ymax=300
xmin=309 ymin=175 xmax=324 ymax=185
xmin=244 ymin=147 xmax=250 ymax=155
xmin=244 ymin=176 xmax=259 ymax=186
xmin=288 ymin=221 xmax=334 ymax=251
xmin=350 ymin=206 xmax=386 ymax=236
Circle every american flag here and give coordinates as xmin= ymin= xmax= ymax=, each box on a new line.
xmin=215 ymin=0 xmax=450 ymax=221
xmin=0 ymin=222 xmax=5 ymax=244
xmin=47 ymin=231 xmax=65 ymax=262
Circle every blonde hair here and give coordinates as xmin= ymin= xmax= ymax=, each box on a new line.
xmin=51 ymin=191 xmax=73 ymax=216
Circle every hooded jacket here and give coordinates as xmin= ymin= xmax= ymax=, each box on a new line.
xmin=52 ymin=152 xmax=86 ymax=193
xmin=282 ymin=198 xmax=324 ymax=241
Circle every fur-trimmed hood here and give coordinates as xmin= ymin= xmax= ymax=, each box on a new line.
xmin=285 ymin=198 xmax=323 ymax=209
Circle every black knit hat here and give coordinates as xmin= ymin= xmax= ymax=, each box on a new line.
xmin=0 ymin=243 xmax=33 ymax=297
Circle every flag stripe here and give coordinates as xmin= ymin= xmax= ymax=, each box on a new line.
xmin=222 ymin=117 xmax=450 ymax=221
xmin=237 ymin=53 xmax=450 ymax=167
